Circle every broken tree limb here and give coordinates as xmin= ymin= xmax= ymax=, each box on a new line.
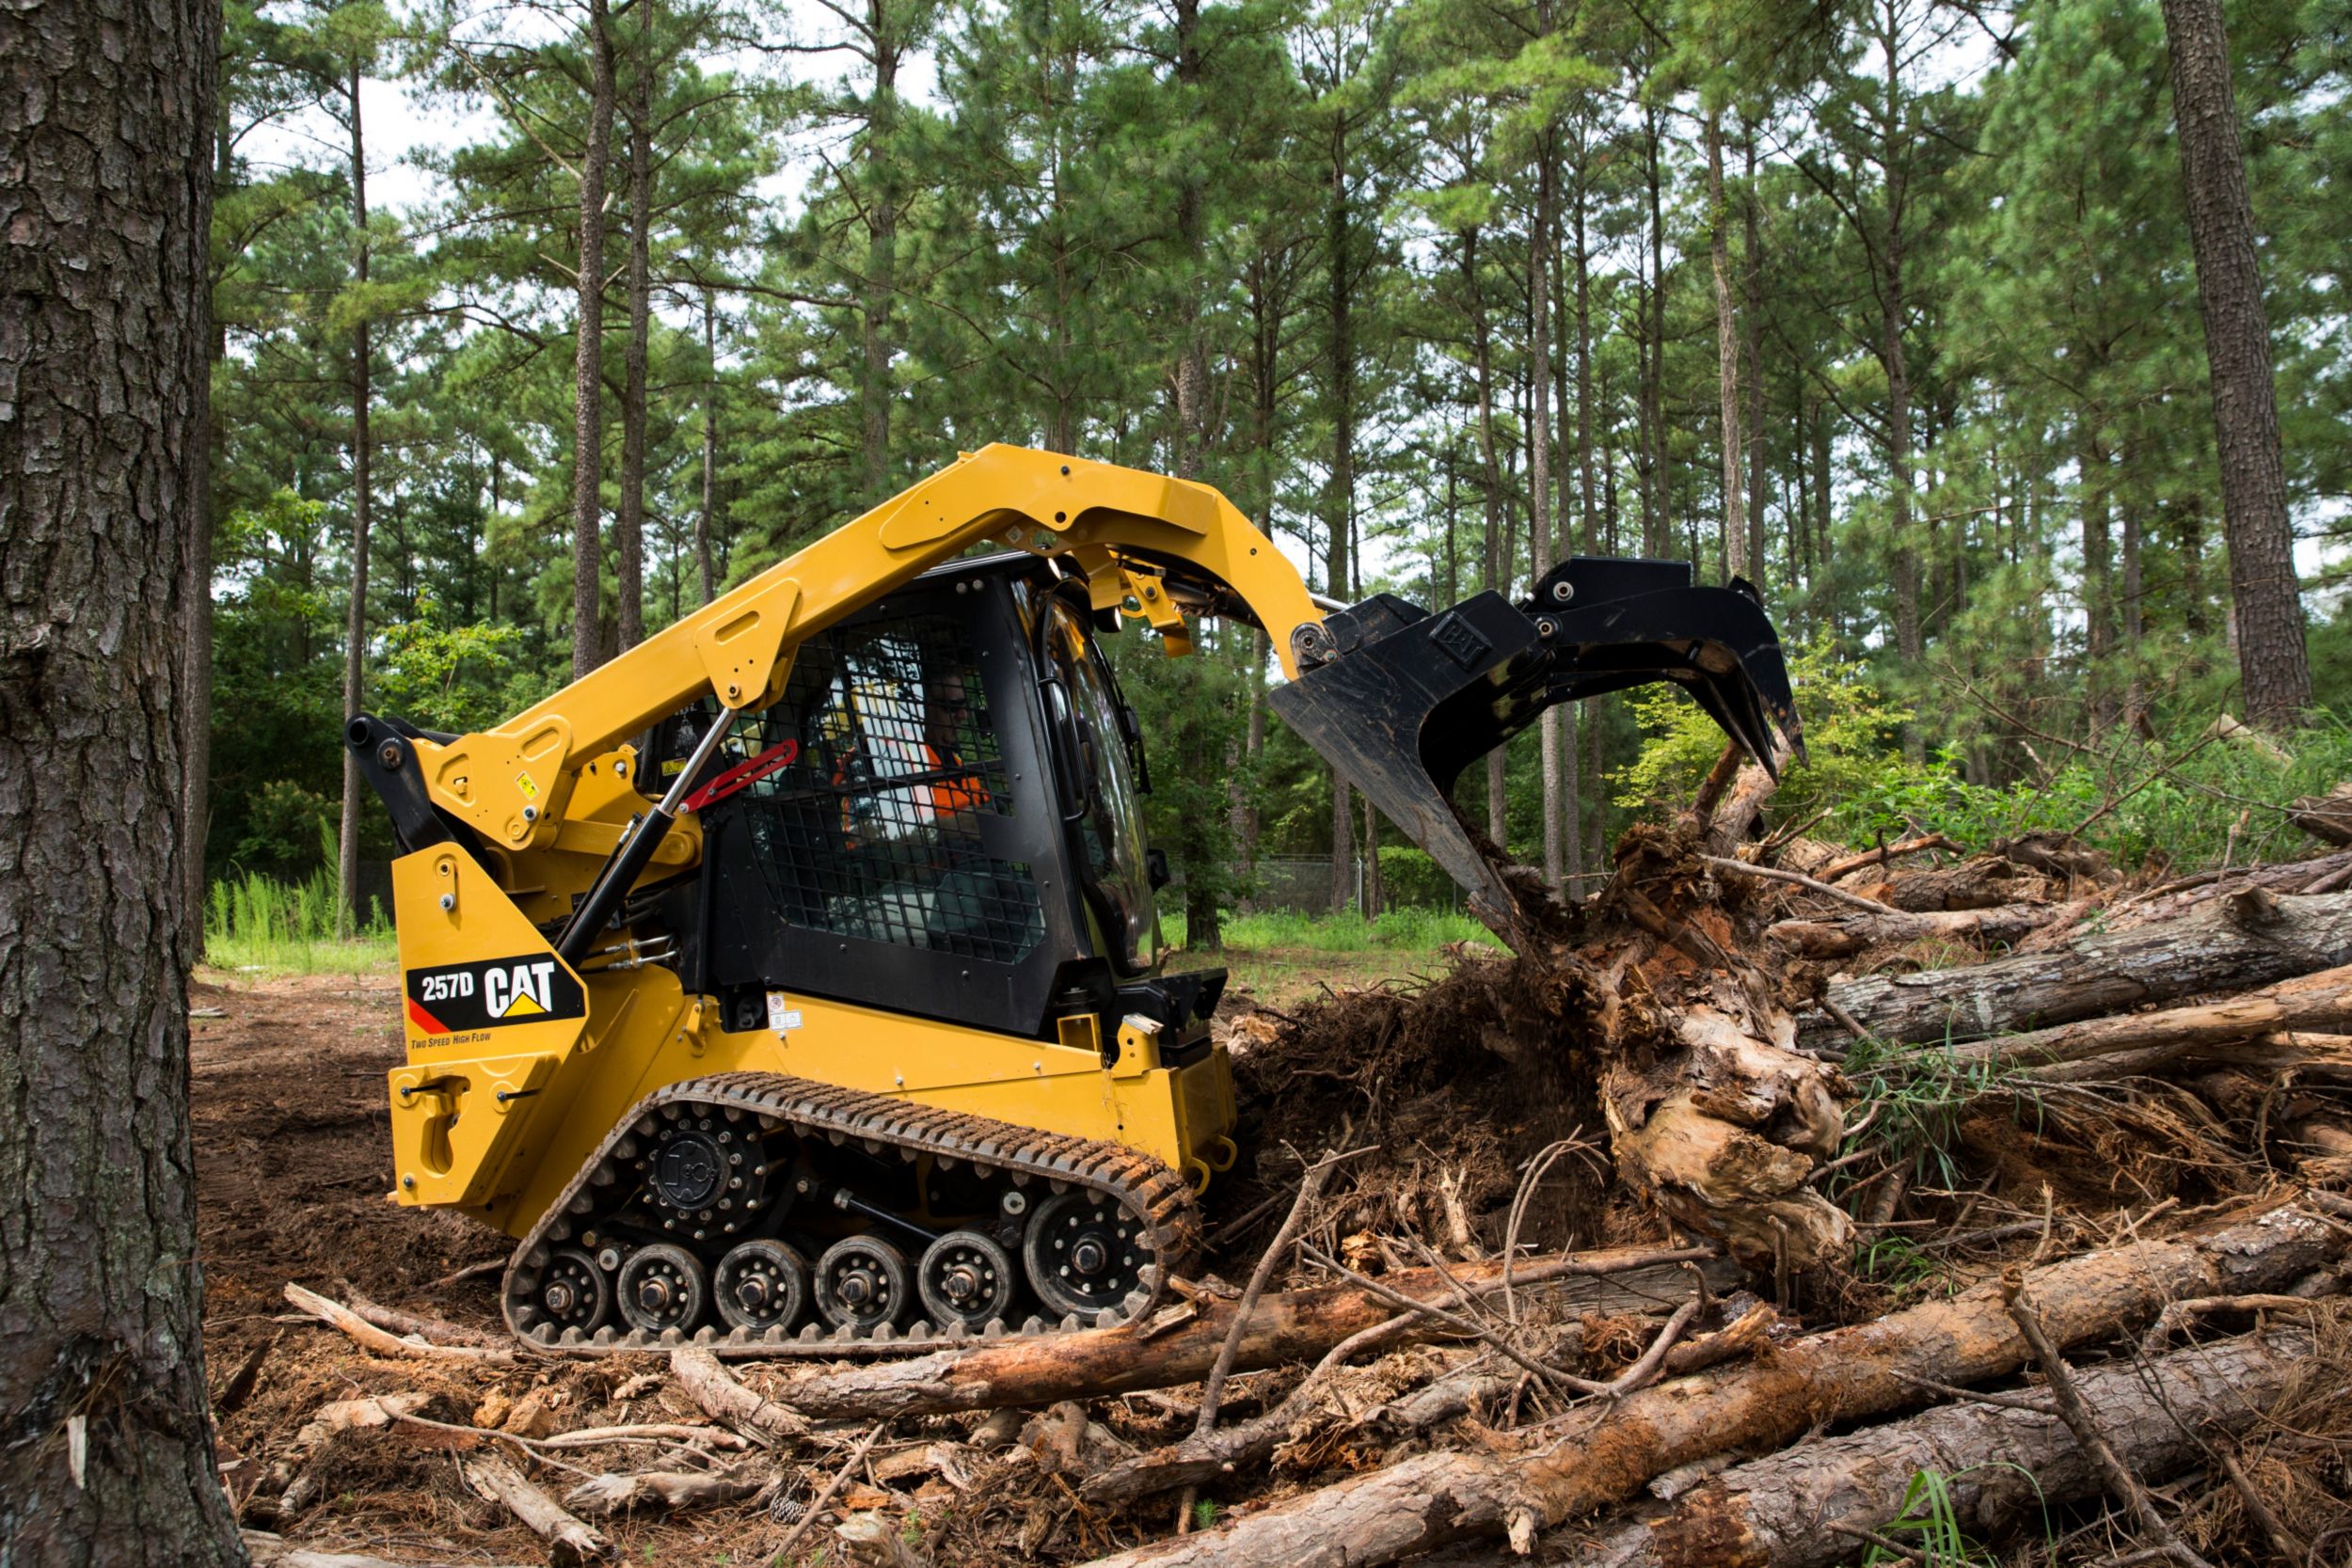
xmin=562 ymin=1465 xmax=765 ymax=1518
xmin=2003 ymin=1278 xmax=2217 ymax=1568
xmin=243 ymin=1532 xmax=532 ymax=1568
xmin=1799 ymin=890 xmax=2352 ymax=1052
xmin=281 ymin=1283 xmax=516 ymax=1366
xmin=1066 ymin=1203 xmax=2342 ymax=1568
xmin=1579 ymin=1324 xmax=2316 ymax=1568
xmin=463 ymin=1454 xmax=617 ymax=1566
xmin=340 ymin=1288 xmax=509 ymax=1349
xmin=1816 ymin=834 xmax=1962 ymax=883
xmin=669 ymin=1345 xmax=808 ymax=1442
xmin=752 ymin=1244 xmax=1730 ymax=1421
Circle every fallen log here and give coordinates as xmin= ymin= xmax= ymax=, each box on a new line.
xmin=1580 ymin=1324 xmax=2317 ymax=1568
xmin=1769 ymin=901 xmax=2065 ymax=959
xmin=2106 ymin=847 xmax=2352 ymax=928
xmin=1880 ymin=962 xmax=2352 ymax=1080
xmin=1801 ymin=889 xmax=2352 ymax=1052
xmin=1068 ymin=1203 xmax=2341 ymax=1568
xmin=749 ymin=1244 xmax=1731 ymax=1421
xmin=670 ymin=1345 xmax=808 ymax=1441
xmin=563 ymin=1465 xmax=765 ymax=1518
xmin=463 ymin=1454 xmax=617 ymax=1566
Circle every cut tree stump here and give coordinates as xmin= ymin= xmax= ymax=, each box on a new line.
xmin=1067 ymin=1203 xmax=2341 ymax=1568
xmin=1579 ymin=1323 xmax=2315 ymax=1568
xmin=753 ymin=1245 xmax=1731 ymax=1420
xmin=1800 ymin=890 xmax=2352 ymax=1052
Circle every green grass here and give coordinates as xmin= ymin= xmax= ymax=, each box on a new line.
xmin=202 ymin=868 xmax=396 ymax=976
xmin=1159 ymin=906 xmax=1494 ymax=954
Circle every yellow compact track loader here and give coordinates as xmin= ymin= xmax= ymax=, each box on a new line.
xmin=347 ymin=444 xmax=1800 ymax=1352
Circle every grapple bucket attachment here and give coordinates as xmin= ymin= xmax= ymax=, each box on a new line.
xmin=1267 ymin=556 xmax=1803 ymax=947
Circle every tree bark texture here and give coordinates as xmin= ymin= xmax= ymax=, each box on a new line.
xmin=614 ymin=11 xmax=653 ymax=655
xmin=0 ymin=0 xmax=241 ymax=1560
xmin=698 ymin=289 xmax=718 ymax=605
xmin=2161 ymin=0 xmax=2312 ymax=726
xmin=1071 ymin=1204 xmax=2342 ymax=1568
xmin=1801 ymin=889 xmax=2352 ymax=1051
xmin=1708 ymin=109 xmax=1746 ymax=582
xmin=337 ymin=61 xmax=372 ymax=934
xmin=571 ymin=0 xmax=617 ymax=679
xmin=1583 ymin=1325 xmax=2313 ymax=1568
xmin=748 ymin=1246 xmax=1730 ymax=1421
xmin=1325 ymin=126 xmax=1355 ymax=911
xmin=1911 ymin=960 xmax=2352 ymax=1082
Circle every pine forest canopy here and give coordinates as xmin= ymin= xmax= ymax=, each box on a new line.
xmin=205 ymin=0 xmax=2352 ymax=936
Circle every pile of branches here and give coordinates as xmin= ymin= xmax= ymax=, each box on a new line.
xmin=230 ymin=785 xmax=2352 ymax=1568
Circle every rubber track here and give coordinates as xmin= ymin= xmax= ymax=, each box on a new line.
xmin=501 ymin=1070 xmax=1203 ymax=1357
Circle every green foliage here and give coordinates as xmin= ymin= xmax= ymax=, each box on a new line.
xmin=1613 ymin=637 xmax=1916 ymax=824
xmin=204 ymin=868 xmax=393 ymax=975
xmin=233 ymin=779 xmax=337 ymax=877
xmin=1160 ymin=906 xmax=1492 ymax=954
xmin=1859 ymin=1467 xmax=1996 ymax=1567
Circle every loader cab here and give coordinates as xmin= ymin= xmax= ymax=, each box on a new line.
xmin=670 ymin=554 xmax=1212 ymax=1045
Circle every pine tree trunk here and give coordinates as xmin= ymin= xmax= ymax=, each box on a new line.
xmin=1530 ymin=121 xmax=1562 ymax=893
xmin=2080 ymin=420 xmax=2114 ymax=724
xmin=1327 ymin=132 xmax=1355 ymax=914
xmin=571 ymin=0 xmax=616 ymax=680
xmin=1642 ymin=102 xmax=1667 ymax=558
xmin=1459 ymin=230 xmax=1512 ymax=848
xmin=1742 ymin=130 xmax=1768 ymax=592
xmin=0 ymin=0 xmax=241 ymax=1558
xmin=615 ymin=15 xmax=653 ymax=654
xmin=1879 ymin=4 xmax=1920 ymax=677
xmin=338 ymin=60 xmax=373 ymax=936
xmin=183 ymin=105 xmax=229 ymax=956
xmin=1708 ymin=108 xmax=1747 ymax=581
xmin=699 ymin=288 xmax=718 ymax=605
xmin=860 ymin=0 xmax=899 ymax=500
xmin=2160 ymin=0 xmax=2312 ymax=726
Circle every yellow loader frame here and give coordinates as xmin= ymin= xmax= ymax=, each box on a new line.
xmin=379 ymin=445 xmax=1319 ymax=1238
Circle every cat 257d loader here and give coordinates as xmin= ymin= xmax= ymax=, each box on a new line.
xmin=347 ymin=444 xmax=1800 ymax=1354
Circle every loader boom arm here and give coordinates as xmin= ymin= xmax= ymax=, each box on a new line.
xmin=355 ymin=442 xmax=1799 ymax=948
xmin=385 ymin=445 xmax=1323 ymax=863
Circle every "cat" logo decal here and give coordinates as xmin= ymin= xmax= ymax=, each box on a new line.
xmin=405 ymin=955 xmax=586 ymax=1037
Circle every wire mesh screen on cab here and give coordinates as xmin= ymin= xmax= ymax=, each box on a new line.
xmin=699 ymin=612 xmax=1045 ymax=964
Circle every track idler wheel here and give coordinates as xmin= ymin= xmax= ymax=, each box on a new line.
xmin=713 ymin=1239 xmax=809 ymax=1332
xmin=814 ymin=1236 xmax=910 ymax=1333
xmin=617 ymin=1243 xmax=707 ymax=1335
xmin=532 ymin=1247 xmax=611 ymax=1335
xmin=1025 ymin=1189 xmax=1152 ymax=1320
xmin=917 ymin=1230 xmax=1019 ymax=1331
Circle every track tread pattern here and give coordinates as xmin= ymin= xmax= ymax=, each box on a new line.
xmin=501 ymin=1070 xmax=1201 ymax=1357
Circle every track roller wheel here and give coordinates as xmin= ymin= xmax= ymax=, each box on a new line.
xmin=713 ymin=1239 xmax=808 ymax=1332
xmin=1025 ymin=1189 xmax=1152 ymax=1320
xmin=617 ymin=1243 xmax=707 ymax=1335
xmin=917 ymin=1230 xmax=1019 ymax=1331
xmin=531 ymin=1247 xmax=611 ymax=1335
xmin=813 ymin=1236 xmax=911 ymax=1332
